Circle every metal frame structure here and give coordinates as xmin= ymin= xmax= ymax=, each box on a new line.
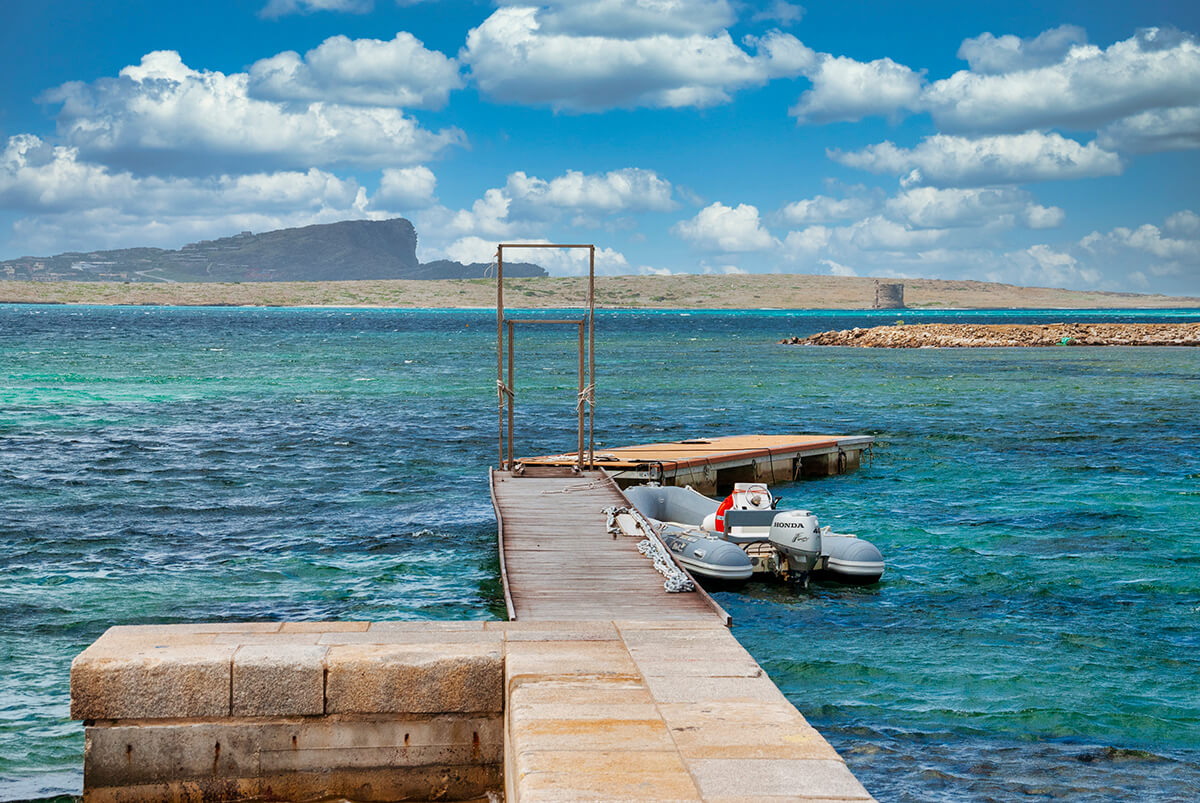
xmin=495 ymin=243 xmax=596 ymax=473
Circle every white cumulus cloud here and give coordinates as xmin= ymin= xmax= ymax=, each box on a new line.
xmin=956 ymin=25 xmax=1088 ymax=74
xmin=260 ymin=0 xmax=373 ymax=19
xmin=248 ymin=33 xmax=463 ymax=108
xmin=1081 ymin=213 xmax=1200 ymax=265
xmin=505 ymin=168 xmax=675 ymax=211
xmin=923 ymin=27 xmax=1200 ymax=133
xmin=412 ymin=168 xmax=668 ymax=270
xmin=461 ymin=8 xmax=812 ymax=111
xmin=672 ymin=202 xmax=777 ymax=251
xmin=443 ymin=235 xmax=500 ymax=265
xmin=790 ymin=54 xmax=924 ymax=123
xmin=780 ymin=225 xmax=831 ymax=256
xmin=830 ymin=132 xmax=1123 ymax=187
xmin=751 ymin=1 xmax=804 ymax=26
xmin=779 ymin=194 xmax=876 ymax=225
xmin=884 ymin=186 xmax=1063 ymax=229
xmin=841 ymin=216 xmax=948 ymax=251
xmin=375 ymin=165 xmax=437 ymax=209
xmin=0 ymin=135 xmax=376 ymax=254
xmin=821 ymin=258 xmax=857 ymax=276
xmin=43 ymin=50 xmax=464 ymax=173
xmin=440 ymin=236 xmax=630 ymax=276
xmin=1097 ymin=105 xmax=1200 ymax=153
xmin=1003 ymin=244 xmax=1098 ymax=287
xmin=0 ymin=134 xmax=363 ymax=216
xmin=535 ymin=0 xmax=735 ymax=37
xmin=1165 ymin=210 xmax=1200 ymax=237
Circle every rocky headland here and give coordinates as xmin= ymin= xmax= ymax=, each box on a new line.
xmin=0 ymin=218 xmax=546 ymax=283
xmin=782 ymin=323 xmax=1200 ymax=347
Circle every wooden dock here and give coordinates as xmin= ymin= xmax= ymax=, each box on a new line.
xmin=518 ymin=432 xmax=874 ymax=495
xmin=488 ymin=464 xmax=875 ymax=802
xmin=490 ymin=467 xmax=726 ymax=623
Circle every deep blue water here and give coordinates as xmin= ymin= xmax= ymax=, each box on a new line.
xmin=2 ymin=304 xmax=1199 ymax=801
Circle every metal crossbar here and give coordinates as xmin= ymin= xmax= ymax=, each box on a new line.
xmin=496 ymin=244 xmax=596 ymax=473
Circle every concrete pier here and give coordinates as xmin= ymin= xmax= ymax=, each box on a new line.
xmin=72 ymin=619 xmax=872 ymax=802
xmin=71 ymin=449 xmax=876 ymax=800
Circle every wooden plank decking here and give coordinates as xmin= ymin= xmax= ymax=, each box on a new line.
xmin=519 ymin=432 xmax=874 ymax=494
xmin=490 ymin=468 xmax=725 ymax=622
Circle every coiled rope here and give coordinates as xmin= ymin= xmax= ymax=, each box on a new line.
xmin=601 ymin=505 xmax=695 ymax=593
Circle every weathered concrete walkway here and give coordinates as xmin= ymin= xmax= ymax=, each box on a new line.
xmin=503 ymin=618 xmax=873 ymax=802
xmin=72 ymin=620 xmax=873 ymax=801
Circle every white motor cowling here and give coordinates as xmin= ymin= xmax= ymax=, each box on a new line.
xmin=768 ymin=509 xmax=823 ymax=575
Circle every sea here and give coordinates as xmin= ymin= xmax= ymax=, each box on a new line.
xmin=1 ymin=304 xmax=1199 ymax=802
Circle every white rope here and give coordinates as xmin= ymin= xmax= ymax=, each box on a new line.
xmin=602 ymin=505 xmax=622 ymax=536
xmin=638 ymin=537 xmax=695 ymax=593
xmin=602 ymin=505 xmax=694 ymax=593
xmin=576 ymin=383 xmax=595 ymax=411
xmin=539 ymin=480 xmax=605 ymax=495
xmin=496 ymin=379 xmax=514 ymax=402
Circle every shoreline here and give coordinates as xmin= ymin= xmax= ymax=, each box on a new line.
xmin=2 ymin=275 xmax=1198 ymax=310
xmin=6 ymin=299 xmax=1200 ymax=315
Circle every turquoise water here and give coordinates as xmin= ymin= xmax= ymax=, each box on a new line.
xmin=2 ymin=305 xmax=1199 ymax=801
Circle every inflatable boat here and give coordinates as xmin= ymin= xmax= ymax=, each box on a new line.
xmin=624 ymin=482 xmax=885 ymax=585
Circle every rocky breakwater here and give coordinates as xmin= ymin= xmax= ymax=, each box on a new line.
xmin=781 ymin=322 xmax=1200 ymax=348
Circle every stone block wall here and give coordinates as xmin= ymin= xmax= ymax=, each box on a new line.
xmin=71 ymin=622 xmax=504 ymax=802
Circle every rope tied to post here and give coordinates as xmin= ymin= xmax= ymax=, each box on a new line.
xmin=540 ymin=480 xmax=605 ymax=495
xmin=496 ymin=379 xmax=514 ymax=402
xmin=576 ymin=383 xmax=595 ymax=411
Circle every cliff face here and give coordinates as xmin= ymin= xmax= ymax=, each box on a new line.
xmin=0 ymin=218 xmax=548 ymax=282
xmin=178 ymin=218 xmax=421 ymax=281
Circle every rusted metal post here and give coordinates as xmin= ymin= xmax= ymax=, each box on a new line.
xmin=588 ymin=245 xmax=595 ymax=469
xmin=577 ymin=321 xmax=585 ymax=472
xmin=497 ymin=247 xmax=505 ymax=470
xmin=507 ymin=319 xmax=515 ymax=471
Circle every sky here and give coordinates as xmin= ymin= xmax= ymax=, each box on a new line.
xmin=1 ymin=0 xmax=1198 ymax=293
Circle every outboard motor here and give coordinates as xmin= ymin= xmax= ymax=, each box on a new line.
xmin=768 ymin=509 xmax=823 ymax=581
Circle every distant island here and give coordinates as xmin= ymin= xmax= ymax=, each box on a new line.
xmin=0 ymin=218 xmax=546 ymax=282
xmin=2 ymin=273 xmax=1198 ymax=310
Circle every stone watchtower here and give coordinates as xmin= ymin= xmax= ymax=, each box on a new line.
xmin=874 ymin=281 xmax=905 ymax=309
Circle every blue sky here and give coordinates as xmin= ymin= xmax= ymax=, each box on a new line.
xmin=1 ymin=0 xmax=1198 ymax=293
